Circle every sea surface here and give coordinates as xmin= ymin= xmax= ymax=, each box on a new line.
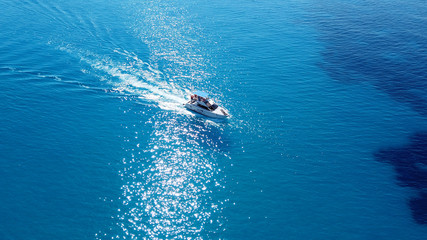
xmin=1 ymin=0 xmax=427 ymax=239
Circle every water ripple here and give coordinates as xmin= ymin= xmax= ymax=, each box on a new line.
xmin=114 ymin=113 xmax=228 ymax=239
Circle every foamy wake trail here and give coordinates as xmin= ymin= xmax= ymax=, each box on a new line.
xmin=58 ymin=45 xmax=191 ymax=114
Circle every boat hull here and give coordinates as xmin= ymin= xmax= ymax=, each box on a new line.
xmin=184 ymin=102 xmax=229 ymax=119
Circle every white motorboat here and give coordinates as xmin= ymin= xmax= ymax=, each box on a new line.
xmin=184 ymin=91 xmax=230 ymax=118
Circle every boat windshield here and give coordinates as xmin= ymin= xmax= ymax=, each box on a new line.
xmin=211 ymin=103 xmax=218 ymax=110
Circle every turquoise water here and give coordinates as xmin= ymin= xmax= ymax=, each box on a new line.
xmin=1 ymin=0 xmax=427 ymax=239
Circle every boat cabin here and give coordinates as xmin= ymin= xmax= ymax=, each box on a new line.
xmin=191 ymin=90 xmax=209 ymax=102
xmin=190 ymin=91 xmax=219 ymax=111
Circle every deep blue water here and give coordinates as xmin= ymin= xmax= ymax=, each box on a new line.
xmin=1 ymin=0 xmax=427 ymax=239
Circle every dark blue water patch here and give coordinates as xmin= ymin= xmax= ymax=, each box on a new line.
xmin=310 ymin=1 xmax=427 ymax=225
xmin=307 ymin=0 xmax=427 ymax=117
xmin=375 ymin=132 xmax=427 ymax=224
xmin=410 ymin=193 xmax=427 ymax=225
